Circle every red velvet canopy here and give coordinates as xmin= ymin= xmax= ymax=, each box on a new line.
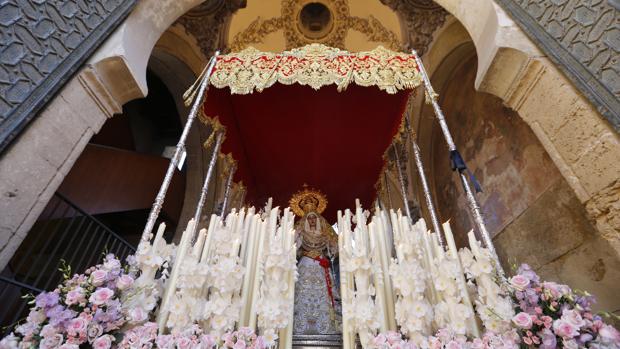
xmin=201 ymin=45 xmax=420 ymax=222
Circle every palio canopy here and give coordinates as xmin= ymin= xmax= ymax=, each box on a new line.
xmin=202 ymin=44 xmax=422 ymax=221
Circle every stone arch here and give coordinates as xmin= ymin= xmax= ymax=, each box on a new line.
xmin=408 ymin=15 xmax=620 ymax=312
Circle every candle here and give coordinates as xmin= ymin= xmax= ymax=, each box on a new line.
xmin=442 ymin=221 xmax=480 ymax=337
xmin=200 ymin=215 xmax=218 ymax=263
xmin=230 ymin=238 xmax=241 ymax=257
xmin=157 ymin=218 xmax=195 ymax=332
xmin=153 ymin=222 xmax=166 ymax=252
xmin=193 ymin=228 xmax=207 ymax=257
xmin=467 ymin=230 xmax=481 ymax=258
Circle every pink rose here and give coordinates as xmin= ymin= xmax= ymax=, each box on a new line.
xmin=386 ymin=331 xmax=402 ymax=345
xmin=156 ymin=335 xmax=174 ymax=349
xmin=372 ymin=333 xmax=387 ymax=346
xmin=87 ymin=324 xmax=103 ymax=343
xmin=553 ymin=319 xmax=579 ymax=338
xmin=512 ymin=312 xmax=533 ymax=329
xmin=40 ymin=334 xmax=64 ymax=349
xmin=90 ymin=270 xmax=107 ymax=286
xmin=598 ymin=324 xmax=620 ymax=344
xmin=509 ymin=275 xmax=530 ymax=291
xmin=176 ymin=337 xmax=193 ymax=349
xmin=233 ymin=340 xmax=246 ymax=349
xmin=200 ymin=334 xmax=216 ymax=348
xmin=67 ymin=317 xmax=88 ymax=336
xmin=65 ymin=287 xmax=86 ymax=305
xmin=103 ymin=258 xmax=121 ymax=271
xmin=92 ymin=335 xmax=113 ymax=349
xmin=562 ymin=339 xmax=579 ymax=349
xmin=89 ymin=288 xmax=114 ymax=305
xmin=128 ymin=307 xmax=148 ymax=323
xmin=40 ymin=324 xmax=57 ymax=338
xmin=446 ymin=340 xmax=463 ymax=349
xmin=116 ymin=274 xmax=134 ymax=290
xmin=561 ymin=310 xmax=586 ymax=328
xmin=59 ymin=344 xmax=79 ymax=349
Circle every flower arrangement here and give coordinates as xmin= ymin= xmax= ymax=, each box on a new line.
xmin=1 ymin=254 xmax=135 ymax=349
xmin=508 ymin=264 xmax=620 ymax=349
xmin=366 ymin=263 xmax=620 ymax=349
xmin=367 ymin=329 xmax=520 ymax=349
xmin=117 ymin=323 xmax=269 ymax=349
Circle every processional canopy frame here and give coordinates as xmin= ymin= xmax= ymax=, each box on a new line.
xmin=199 ymin=44 xmax=424 ymax=221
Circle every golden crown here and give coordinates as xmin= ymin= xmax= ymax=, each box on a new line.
xmin=289 ymin=185 xmax=328 ymax=217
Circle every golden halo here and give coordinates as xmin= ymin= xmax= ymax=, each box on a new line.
xmin=289 ymin=186 xmax=328 ymax=217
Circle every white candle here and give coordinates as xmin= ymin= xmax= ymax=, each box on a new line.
xmin=442 ymin=221 xmax=480 ymax=337
xmin=153 ymin=222 xmax=166 ymax=252
xmin=200 ymin=215 xmax=218 ymax=263
xmin=193 ymin=228 xmax=207 ymax=257
xmin=230 ymin=238 xmax=241 ymax=257
xmin=467 ymin=230 xmax=481 ymax=258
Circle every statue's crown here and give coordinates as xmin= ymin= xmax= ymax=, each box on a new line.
xmin=289 ymin=185 xmax=327 ymax=217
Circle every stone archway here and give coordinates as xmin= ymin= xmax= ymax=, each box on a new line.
xmin=411 ymin=29 xmax=620 ymax=313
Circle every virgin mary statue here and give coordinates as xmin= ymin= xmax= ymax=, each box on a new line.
xmin=289 ymin=187 xmax=341 ymax=335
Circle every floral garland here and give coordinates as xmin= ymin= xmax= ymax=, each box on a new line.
xmin=1 ymin=254 xmax=136 ymax=349
xmin=366 ymin=264 xmax=620 ymax=349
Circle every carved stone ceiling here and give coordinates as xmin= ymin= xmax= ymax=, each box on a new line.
xmin=175 ymin=0 xmax=247 ymax=56
xmin=380 ymin=0 xmax=448 ymax=56
xmin=176 ymin=0 xmax=446 ymax=56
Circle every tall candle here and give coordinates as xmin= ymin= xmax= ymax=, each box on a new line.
xmin=193 ymin=228 xmax=207 ymax=258
xmin=153 ymin=222 xmax=166 ymax=253
xmin=467 ymin=230 xmax=481 ymax=259
xmin=200 ymin=215 xmax=218 ymax=263
xmin=442 ymin=221 xmax=480 ymax=337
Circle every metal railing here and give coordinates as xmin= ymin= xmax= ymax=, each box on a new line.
xmin=0 ymin=193 xmax=135 ymax=329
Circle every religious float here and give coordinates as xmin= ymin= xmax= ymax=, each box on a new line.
xmin=2 ymin=45 xmax=619 ymax=349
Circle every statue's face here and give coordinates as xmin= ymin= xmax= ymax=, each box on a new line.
xmin=308 ymin=214 xmax=317 ymax=228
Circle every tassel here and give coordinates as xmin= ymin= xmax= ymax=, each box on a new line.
xmin=449 ymin=150 xmax=483 ymax=193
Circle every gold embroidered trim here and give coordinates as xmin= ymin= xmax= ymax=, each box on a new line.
xmin=209 ymin=44 xmax=422 ymax=95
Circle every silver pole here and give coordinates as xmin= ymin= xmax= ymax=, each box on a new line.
xmin=220 ymin=163 xmax=237 ymax=218
xmin=139 ymin=51 xmax=220 ymax=249
xmin=411 ymin=139 xmax=444 ymax=248
xmin=392 ymin=142 xmax=412 ymax=222
xmin=191 ymin=131 xmax=225 ymax=243
xmin=412 ymin=50 xmax=506 ymax=281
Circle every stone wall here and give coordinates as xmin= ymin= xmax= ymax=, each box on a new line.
xmin=429 ymin=54 xmax=620 ymax=312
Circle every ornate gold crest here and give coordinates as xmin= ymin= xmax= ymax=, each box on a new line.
xmin=289 ymin=185 xmax=328 ymax=217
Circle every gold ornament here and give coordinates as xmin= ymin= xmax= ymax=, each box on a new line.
xmin=209 ymin=44 xmax=423 ymax=95
xmin=289 ymin=185 xmax=328 ymax=217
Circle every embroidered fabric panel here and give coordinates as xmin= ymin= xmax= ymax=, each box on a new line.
xmin=293 ymin=257 xmax=342 ymax=335
xmin=209 ymin=44 xmax=422 ymax=95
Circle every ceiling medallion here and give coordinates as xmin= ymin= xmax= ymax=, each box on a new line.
xmin=229 ymin=0 xmax=402 ymax=52
xmin=282 ymin=0 xmax=349 ymax=48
